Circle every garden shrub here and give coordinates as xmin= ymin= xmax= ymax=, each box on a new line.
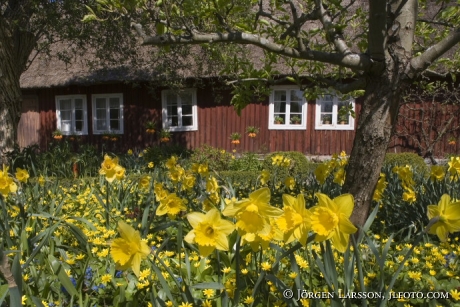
xmin=384 ymin=152 xmax=427 ymax=173
xmin=262 ymin=151 xmax=314 ymax=178
xmin=229 ymin=152 xmax=262 ymax=172
xmin=220 ymin=170 xmax=260 ymax=196
xmin=189 ymin=144 xmax=232 ymax=171
xmin=5 ymin=144 xmax=40 ymax=177
xmin=143 ymin=144 xmax=191 ymax=166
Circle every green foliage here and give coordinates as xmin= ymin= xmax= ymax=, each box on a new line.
xmin=262 ymin=151 xmax=314 ymax=178
xmin=5 ymin=144 xmax=40 ymax=177
xmin=384 ymin=153 xmax=428 ymax=173
xmin=229 ymin=152 xmax=262 ymax=172
xmin=143 ymin=144 xmax=192 ymax=166
xmin=189 ymin=144 xmax=232 ymax=172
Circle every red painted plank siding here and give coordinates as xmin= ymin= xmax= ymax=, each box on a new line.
xmin=21 ymin=81 xmax=459 ymax=157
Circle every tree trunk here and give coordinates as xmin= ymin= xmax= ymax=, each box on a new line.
xmin=343 ymin=74 xmax=408 ymax=227
xmin=0 ymin=19 xmax=36 ymax=163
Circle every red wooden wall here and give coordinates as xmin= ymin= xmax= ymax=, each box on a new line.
xmin=21 ymin=81 xmax=460 ymax=157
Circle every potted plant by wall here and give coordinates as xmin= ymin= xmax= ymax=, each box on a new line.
xmin=52 ymin=129 xmax=63 ymax=140
xmin=230 ymin=132 xmax=241 ymax=144
xmin=338 ymin=113 xmax=349 ymax=125
xmin=290 ymin=116 xmax=301 ymax=125
xmin=246 ymin=126 xmax=259 ymax=138
xmin=274 ymin=116 xmax=284 ymax=124
xmin=322 ymin=115 xmax=332 ymax=124
xmin=145 ymin=121 xmax=156 ymax=134
xmin=159 ymin=129 xmax=171 ymax=143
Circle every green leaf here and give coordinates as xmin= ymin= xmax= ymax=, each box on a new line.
xmin=48 ymin=255 xmax=78 ymax=297
xmin=191 ymin=282 xmax=225 ymax=290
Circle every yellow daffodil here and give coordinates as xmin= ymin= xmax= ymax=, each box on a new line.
xmin=310 ymin=193 xmax=357 ymax=252
xmin=156 ymin=193 xmax=187 ymax=219
xmin=402 ymin=187 xmax=416 ymax=203
xmin=138 ymin=175 xmax=151 ymax=190
xmin=314 ymin=163 xmax=330 ymax=185
xmin=284 ymin=176 xmax=295 ymax=190
xmin=0 ymin=166 xmax=17 ymax=197
xmin=276 ymin=194 xmax=311 ymax=245
xmin=15 ymin=167 xmax=29 ymax=183
xmin=333 ymin=168 xmax=345 ymax=186
xmin=448 ymin=156 xmax=460 ymax=177
xmin=99 ymin=155 xmax=124 ymax=183
xmin=184 ymin=208 xmax=234 ymax=257
xmin=110 ymin=221 xmax=151 ymax=278
xmin=223 ymin=188 xmax=282 ymax=245
xmin=260 ymin=169 xmax=270 ymax=185
xmin=427 ymin=194 xmax=460 ymax=242
xmin=206 ymin=176 xmax=219 ymax=193
xmin=430 ymin=165 xmax=445 ymax=182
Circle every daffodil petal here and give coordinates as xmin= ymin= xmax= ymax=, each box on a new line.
xmin=333 ymin=194 xmax=354 ymax=217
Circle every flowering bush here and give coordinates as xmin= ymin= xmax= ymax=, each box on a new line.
xmin=1 ymin=152 xmax=460 ymax=307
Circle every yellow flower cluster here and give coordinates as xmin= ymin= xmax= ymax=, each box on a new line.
xmin=0 ymin=165 xmax=18 ymax=197
xmin=314 ymin=152 xmax=348 ymax=185
xmin=372 ymin=173 xmax=388 ymax=202
xmin=393 ymin=165 xmax=416 ymax=203
xmin=99 ymin=155 xmax=125 ymax=183
xmin=271 ymin=155 xmax=291 ymax=167
xmin=183 ymin=187 xmax=357 ymax=255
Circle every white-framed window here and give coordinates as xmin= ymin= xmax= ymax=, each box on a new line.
xmin=315 ymin=94 xmax=355 ymax=130
xmin=92 ymin=93 xmax=124 ymax=134
xmin=268 ymin=87 xmax=307 ymax=130
xmin=161 ymin=89 xmax=198 ymax=131
xmin=55 ymin=95 xmax=88 ymax=135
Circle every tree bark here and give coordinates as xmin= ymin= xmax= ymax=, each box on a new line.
xmin=0 ymin=18 xmax=36 ymax=162
xmin=343 ymin=73 xmax=408 ymax=227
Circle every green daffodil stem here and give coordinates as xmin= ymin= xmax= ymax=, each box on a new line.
xmin=106 ymin=180 xmax=110 ymax=227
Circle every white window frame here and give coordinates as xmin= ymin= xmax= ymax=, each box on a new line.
xmin=92 ymin=93 xmax=124 ymax=134
xmin=55 ymin=95 xmax=88 ymax=135
xmin=268 ymin=86 xmax=307 ymax=130
xmin=161 ymin=89 xmax=198 ymax=132
xmin=315 ymin=94 xmax=355 ymax=130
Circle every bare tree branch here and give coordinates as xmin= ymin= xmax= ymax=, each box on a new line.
xmin=136 ymin=27 xmax=371 ymax=71
xmin=409 ymin=28 xmax=460 ymax=77
xmin=315 ymin=0 xmax=352 ymax=55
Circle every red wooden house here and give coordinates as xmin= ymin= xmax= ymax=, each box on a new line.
xmin=18 ymin=52 xmax=460 ymax=157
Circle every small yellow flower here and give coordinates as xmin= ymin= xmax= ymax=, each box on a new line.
xmin=203 ymin=289 xmax=214 ymax=298
xmin=451 ymin=289 xmax=460 ymax=301
xmin=244 ymin=296 xmax=255 ymax=304
xmin=261 ymin=261 xmax=271 ymax=271
xmin=222 ymin=267 xmax=231 ymax=274
xmin=148 ymin=162 xmax=154 ymax=168
xmin=101 ymin=274 xmax=112 ymax=285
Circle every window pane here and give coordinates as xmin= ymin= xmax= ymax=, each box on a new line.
xmin=74 ymin=99 xmax=83 ymax=109
xmin=109 ymin=98 xmax=120 ymax=109
xmin=182 ymin=116 xmax=193 ymax=126
xmin=60 ymin=99 xmax=71 ymax=110
xmin=168 ymin=116 xmax=178 ymax=127
xmin=96 ymin=119 xmax=106 ymax=130
xmin=291 ymin=101 xmax=302 ymax=113
xmin=274 ymin=91 xmax=287 ymax=102
xmin=61 ymin=110 xmax=71 ymax=121
xmin=168 ymin=105 xmax=178 ymax=116
xmin=182 ymin=104 xmax=192 ymax=115
xmin=321 ymin=114 xmax=333 ymax=124
xmin=61 ymin=120 xmax=71 ymax=132
xmin=75 ymin=109 xmax=83 ymax=121
xmin=180 ymin=93 xmax=192 ymax=105
xmin=96 ymin=109 xmax=106 ymax=120
xmin=75 ymin=120 xmax=83 ymax=131
xmin=96 ymin=98 xmax=106 ymax=109
xmin=166 ymin=93 xmax=177 ymax=105
xmin=110 ymin=108 xmax=119 ymax=120
xmin=110 ymin=120 xmax=119 ymax=130
xmin=321 ymin=101 xmax=333 ymax=113
xmin=274 ymin=101 xmax=286 ymax=113
xmin=290 ymin=90 xmax=303 ymax=101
